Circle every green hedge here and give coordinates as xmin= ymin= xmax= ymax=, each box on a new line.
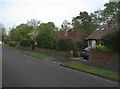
xmin=102 ymin=30 xmax=120 ymax=52
xmin=56 ymin=38 xmax=74 ymax=51
xmin=19 ymin=39 xmax=33 ymax=47
xmin=36 ymin=34 xmax=55 ymax=49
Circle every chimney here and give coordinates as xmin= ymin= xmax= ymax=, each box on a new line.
xmin=107 ymin=20 xmax=113 ymax=28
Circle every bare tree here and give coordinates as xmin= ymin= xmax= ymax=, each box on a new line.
xmin=27 ymin=19 xmax=40 ymax=29
xmin=27 ymin=19 xmax=40 ymax=50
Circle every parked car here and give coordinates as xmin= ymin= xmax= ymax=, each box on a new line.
xmin=80 ymin=46 xmax=94 ymax=60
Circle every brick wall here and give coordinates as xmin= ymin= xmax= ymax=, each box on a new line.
xmin=89 ymin=49 xmax=118 ymax=66
xmin=18 ymin=46 xmax=73 ymax=58
xmin=35 ymin=48 xmax=73 ymax=57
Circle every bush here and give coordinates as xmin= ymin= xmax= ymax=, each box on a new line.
xmin=96 ymin=45 xmax=109 ymax=52
xmin=56 ymin=38 xmax=74 ymax=51
xmin=75 ymin=40 xmax=85 ymax=51
xmin=36 ymin=34 xmax=55 ymax=49
xmin=73 ymin=50 xmax=80 ymax=57
xmin=19 ymin=39 xmax=33 ymax=47
xmin=9 ymin=41 xmax=16 ymax=47
xmin=102 ymin=30 xmax=120 ymax=52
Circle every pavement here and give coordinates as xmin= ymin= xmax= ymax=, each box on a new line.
xmin=2 ymin=47 xmax=119 ymax=87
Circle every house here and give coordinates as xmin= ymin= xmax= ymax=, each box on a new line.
xmin=54 ymin=30 xmax=87 ymax=41
xmin=86 ymin=21 xmax=118 ymax=47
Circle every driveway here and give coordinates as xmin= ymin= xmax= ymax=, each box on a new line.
xmin=2 ymin=47 xmax=118 ymax=87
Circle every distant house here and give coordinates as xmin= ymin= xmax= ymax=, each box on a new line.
xmin=54 ymin=30 xmax=87 ymax=41
xmin=86 ymin=22 xmax=118 ymax=47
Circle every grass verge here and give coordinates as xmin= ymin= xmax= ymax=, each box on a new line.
xmin=21 ymin=51 xmax=55 ymax=60
xmin=61 ymin=61 xmax=119 ymax=81
xmin=3 ymin=45 xmax=20 ymax=51
xmin=4 ymin=45 xmax=55 ymax=61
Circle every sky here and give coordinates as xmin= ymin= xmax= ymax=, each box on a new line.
xmin=0 ymin=0 xmax=109 ymax=31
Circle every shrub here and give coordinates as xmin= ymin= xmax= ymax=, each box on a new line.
xmin=71 ymin=40 xmax=84 ymax=57
xmin=75 ymin=40 xmax=85 ymax=51
xmin=56 ymin=38 xmax=74 ymax=51
xmin=9 ymin=41 xmax=16 ymax=47
xmin=73 ymin=50 xmax=81 ymax=57
xmin=36 ymin=34 xmax=55 ymax=49
xmin=96 ymin=45 xmax=109 ymax=52
xmin=19 ymin=39 xmax=33 ymax=47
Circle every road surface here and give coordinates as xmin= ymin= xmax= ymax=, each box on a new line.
xmin=2 ymin=47 xmax=118 ymax=87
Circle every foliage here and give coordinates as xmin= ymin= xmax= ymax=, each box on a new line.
xmin=73 ymin=50 xmax=80 ymax=57
xmin=61 ymin=20 xmax=71 ymax=31
xmin=19 ymin=39 xmax=33 ymax=47
xmin=36 ymin=22 xmax=55 ymax=49
xmin=76 ymin=40 xmax=85 ymax=51
xmin=91 ymin=2 xmax=119 ymax=25
xmin=9 ymin=41 xmax=16 ymax=47
xmin=37 ymin=22 xmax=55 ymax=35
xmin=102 ymin=30 xmax=120 ymax=52
xmin=72 ymin=11 xmax=97 ymax=34
xmin=36 ymin=34 xmax=55 ymax=49
xmin=56 ymin=38 xmax=74 ymax=51
xmin=96 ymin=44 xmax=109 ymax=52
xmin=9 ymin=28 xmax=20 ymax=42
xmin=9 ymin=24 xmax=32 ymax=43
xmin=16 ymin=24 xmax=32 ymax=39
xmin=27 ymin=19 xmax=40 ymax=29
xmin=72 ymin=40 xmax=84 ymax=57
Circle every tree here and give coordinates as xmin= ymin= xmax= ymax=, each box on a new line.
xmin=103 ymin=2 xmax=118 ymax=23
xmin=15 ymin=24 xmax=32 ymax=40
xmin=91 ymin=10 xmax=104 ymax=25
xmin=61 ymin=20 xmax=71 ymax=31
xmin=72 ymin=17 xmax=82 ymax=30
xmin=27 ymin=19 xmax=40 ymax=29
xmin=91 ymin=2 xmax=119 ymax=25
xmin=36 ymin=22 xmax=56 ymax=49
xmin=9 ymin=28 xmax=20 ymax=42
xmin=27 ymin=19 xmax=40 ymax=50
xmin=72 ymin=11 xmax=97 ymax=34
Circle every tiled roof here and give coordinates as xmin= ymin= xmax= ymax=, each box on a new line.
xmin=86 ymin=24 xmax=118 ymax=40
xmin=54 ymin=30 xmax=87 ymax=41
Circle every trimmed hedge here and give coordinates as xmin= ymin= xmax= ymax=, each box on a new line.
xmin=102 ymin=30 xmax=120 ymax=52
xmin=56 ymin=38 xmax=74 ymax=51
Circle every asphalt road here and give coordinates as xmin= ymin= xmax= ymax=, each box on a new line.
xmin=2 ymin=47 xmax=118 ymax=87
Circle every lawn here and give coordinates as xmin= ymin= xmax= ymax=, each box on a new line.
xmin=61 ymin=61 xmax=119 ymax=81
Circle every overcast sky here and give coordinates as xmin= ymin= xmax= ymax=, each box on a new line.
xmin=0 ymin=0 xmax=109 ymax=30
